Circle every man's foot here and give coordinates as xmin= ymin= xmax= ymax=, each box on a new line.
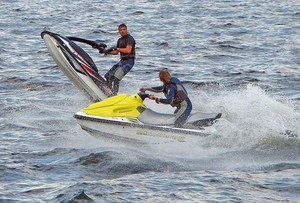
xmin=112 ymin=79 xmax=120 ymax=95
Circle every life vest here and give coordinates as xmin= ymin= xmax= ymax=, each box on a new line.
xmin=117 ymin=34 xmax=136 ymax=59
xmin=163 ymin=77 xmax=188 ymax=107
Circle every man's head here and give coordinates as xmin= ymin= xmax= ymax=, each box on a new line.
xmin=159 ymin=69 xmax=171 ymax=83
xmin=118 ymin=23 xmax=128 ymax=37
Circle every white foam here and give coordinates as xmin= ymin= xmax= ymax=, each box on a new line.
xmin=189 ymin=84 xmax=300 ymax=149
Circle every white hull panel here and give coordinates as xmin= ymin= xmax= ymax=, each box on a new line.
xmin=75 ymin=112 xmax=212 ymax=144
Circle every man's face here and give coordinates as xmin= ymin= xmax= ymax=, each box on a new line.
xmin=118 ymin=26 xmax=127 ymax=37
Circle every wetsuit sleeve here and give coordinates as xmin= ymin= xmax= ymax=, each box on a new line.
xmin=158 ymin=84 xmax=176 ymax=104
xmin=147 ymin=85 xmax=164 ymax=93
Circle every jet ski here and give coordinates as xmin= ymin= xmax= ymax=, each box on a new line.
xmin=41 ymin=30 xmax=113 ymax=102
xmin=74 ymin=92 xmax=222 ymax=144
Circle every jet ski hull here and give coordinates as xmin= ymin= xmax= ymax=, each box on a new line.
xmin=41 ymin=31 xmax=112 ymax=102
xmin=74 ymin=111 xmax=214 ymax=144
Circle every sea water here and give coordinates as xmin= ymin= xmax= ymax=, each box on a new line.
xmin=0 ymin=0 xmax=299 ymax=202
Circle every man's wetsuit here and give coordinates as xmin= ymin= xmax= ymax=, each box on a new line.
xmin=148 ymin=77 xmax=192 ymax=127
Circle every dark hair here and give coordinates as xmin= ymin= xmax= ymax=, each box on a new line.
xmin=118 ymin=23 xmax=127 ymax=29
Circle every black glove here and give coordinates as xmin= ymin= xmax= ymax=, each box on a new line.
xmin=107 ymin=46 xmax=117 ymax=52
xmin=100 ymin=46 xmax=117 ymax=55
xmin=100 ymin=49 xmax=110 ymax=55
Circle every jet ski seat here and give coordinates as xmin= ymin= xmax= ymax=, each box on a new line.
xmin=138 ymin=109 xmax=176 ymax=125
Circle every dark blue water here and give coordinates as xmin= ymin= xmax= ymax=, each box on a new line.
xmin=1 ymin=0 xmax=300 ymax=202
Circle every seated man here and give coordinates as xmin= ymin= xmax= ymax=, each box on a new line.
xmin=140 ymin=69 xmax=192 ymax=127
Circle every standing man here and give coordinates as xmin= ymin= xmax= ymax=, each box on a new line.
xmin=103 ymin=23 xmax=136 ymax=95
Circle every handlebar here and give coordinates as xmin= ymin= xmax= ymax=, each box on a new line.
xmin=138 ymin=92 xmax=149 ymax=101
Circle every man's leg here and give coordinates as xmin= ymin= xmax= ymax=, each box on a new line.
xmin=112 ymin=59 xmax=134 ymax=94
xmin=112 ymin=79 xmax=119 ymax=95
xmin=110 ymin=66 xmax=124 ymax=95
xmin=105 ymin=63 xmax=120 ymax=89
xmin=106 ymin=59 xmax=134 ymax=95
xmin=175 ymin=101 xmax=192 ymax=128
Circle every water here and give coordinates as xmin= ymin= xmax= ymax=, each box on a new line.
xmin=1 ymin=0 xmax=300 ymax=202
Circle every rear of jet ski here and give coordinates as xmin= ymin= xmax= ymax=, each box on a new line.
xmin=41 ymin=31 xmax=112 ymax=102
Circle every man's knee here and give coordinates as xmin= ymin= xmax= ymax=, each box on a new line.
xmin=114 ymin=67 xmax=125 ymax=80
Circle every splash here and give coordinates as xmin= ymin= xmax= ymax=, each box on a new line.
xmin=193 ymin=84 xmax=300 ymax=150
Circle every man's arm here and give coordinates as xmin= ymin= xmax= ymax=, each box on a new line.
xmin=117 ymin=44 xmax=132 ymax=54
xmin=157 ymin=85 xmax=175 ymax=104
xmin=109 ymin=44 xmax=132 ymax=55
xmin=140 ymin=86 xmax=164 ymax=93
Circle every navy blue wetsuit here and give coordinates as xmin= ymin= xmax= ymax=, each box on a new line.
xmin=149 ymin=77 xmax=192 ymax=127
